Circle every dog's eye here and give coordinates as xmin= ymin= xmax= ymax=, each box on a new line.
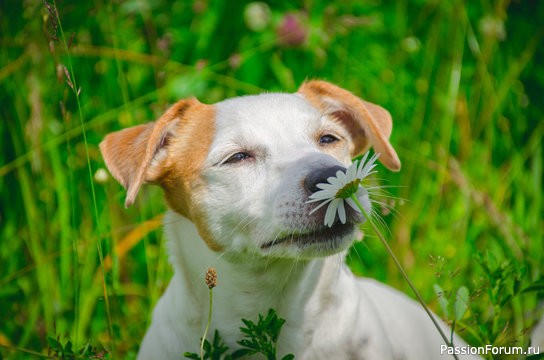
xmin=319 ymin=134 xmax=339 ymax=145
xmin=224 ymin=152 xmax=251 ymax=165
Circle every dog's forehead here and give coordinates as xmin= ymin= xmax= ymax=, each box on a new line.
xmin=214 ymin=93 xmax=321 ymax=139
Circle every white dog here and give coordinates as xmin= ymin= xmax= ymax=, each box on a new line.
xmin=100 ymin=80 xmax=479 ymax=359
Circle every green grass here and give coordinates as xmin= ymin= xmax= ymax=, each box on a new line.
xmin=1 ymin=0 xmax=543 ymax=359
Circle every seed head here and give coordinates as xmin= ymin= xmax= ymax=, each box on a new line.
xmin=205 ymin=267 xmax=217 ymax=289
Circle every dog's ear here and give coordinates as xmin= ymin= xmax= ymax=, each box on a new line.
xmin=298 ymin=80 xmax=401 ymax=171
xmin=100 ymin=98 xmax=198 ymax=207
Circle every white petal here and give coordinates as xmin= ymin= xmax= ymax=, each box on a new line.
xmin=337 ymin=200 xmax=347 ymax=224
xmin=360 ymin=152 xmax=370 ymax=165
xmin=308 ymin=198 xmax=333 ymax=214
xmin=307 ymin=196 xmax=327 ymax=203
xmin=314 ymin=184 xmax=337 ymax=194
xmin=359 ymin=160 xmax=370 ymax=174
xmin=335 ymin=170 xmax=347 ymax=183
xmin=356 ymin=186 xmax=368 ymax=196
xmin=308 ymin=190 xmax=336 ymax=202
xmin=366 ymin=154 xmax=380 ymax=173
xmin=346 ymin=163 xmax=357 ymax=181
xmin=324 ymin=199 xmax=339 ymax=227
xmin=346 ymin=197 xmax=361 ymax=213
xmin=358 ymin=152 xmax=380 ymax=179
xmin=316 ymin=182 xmax=336 ymax=190
xmin=327 ymin=176 xmax=343 ymax=187
xmin=312 ymin=187 xmax=336 ymax=197
xmin=356 ymin=153 xmax=370 ymax=176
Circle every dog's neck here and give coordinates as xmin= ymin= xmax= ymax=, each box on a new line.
xmin=163 ymin=210 xmax=345 ymax=351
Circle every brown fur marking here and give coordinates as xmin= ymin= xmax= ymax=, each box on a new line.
xmin=100 ymin=98 xmax=223 ymax=251
xmin=298 ymin=80 xmax=401 ymax=171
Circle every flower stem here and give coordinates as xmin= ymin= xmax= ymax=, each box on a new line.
xmin=200 ymin=288 xmax=213 ymax=360
xmin=350 ymin=194 xmax=459 ymax=360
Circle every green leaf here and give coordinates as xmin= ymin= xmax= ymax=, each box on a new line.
xmin=64 ymin=341 xmax=74 ymax=355
xmin=527 ymin=353 xmax=544 ymax=360
xmin=231 ymin=348 xmax=254 ymax=359
xmin=522 ymin=279 xmax=544 ymax=294
xmin=485 ymin=250 xmax=499 ymax=272
xmin=433 ymin=284 xmax=450 ymax=318
xmin=238 ymin=339 xmax=259 ymax=350
xmin=183 ymin=352 xmax=201 ymax=360
xmin=47 ymin=336 xmax=62 ymax=351
xmin=236 ymin=309 xmax=290 ymax=358
xmin=454 ymin=286 xmax=470 ymax=321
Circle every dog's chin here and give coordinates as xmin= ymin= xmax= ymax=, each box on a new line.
xmin=260 ymin=222 xmax=356 ymax=257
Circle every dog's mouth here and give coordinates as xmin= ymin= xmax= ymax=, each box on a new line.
xmin=261 ymin=221 xmax=355 ymax=250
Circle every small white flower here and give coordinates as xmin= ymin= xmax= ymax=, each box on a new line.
xmin=307 ymin=152 xmax=380 ymax=227
xmin=94 ymin=168 xmax=109 ymax=183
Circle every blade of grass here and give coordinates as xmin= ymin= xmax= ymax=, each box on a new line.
xmin=6 ymin=116 xmax=57 ymax=340
xmin=351 ymin=194 xmax=459 ymax=360
xmin=50 ymin=0 xmax=114 ymax=353
xmin=0 ymin=343 xmax=50 ymax=358
xmin=48 ymin=135 xmax=73 ymax=303
xmin=0 ymin=90 xmax=158 ymax=178
xmin=430 ymin=1 xmax=466 ymax=217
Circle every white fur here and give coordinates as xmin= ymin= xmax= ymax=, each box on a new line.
xmin=132 ymin=93 xmax=480 ymax=359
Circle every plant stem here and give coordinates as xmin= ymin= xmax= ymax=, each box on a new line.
xmin=200 ymin=288 xmax=214 ymax=360
xmin=51 ymin=0 xmax=113 ymax=353
xmin=0 ymin=343 xmax=51 ymax=358
xmin=350 ymin=194 xmax=459 ymax=360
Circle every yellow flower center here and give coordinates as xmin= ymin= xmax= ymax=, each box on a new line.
xmin=335 ymin=180 xmax=361 ymax=199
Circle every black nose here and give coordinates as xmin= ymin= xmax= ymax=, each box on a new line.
xmin=304 ymin=165 xmax=346 ymax=194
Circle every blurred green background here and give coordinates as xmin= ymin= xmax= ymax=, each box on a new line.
xmin=1 ymin=0 xmax=543 ymax=359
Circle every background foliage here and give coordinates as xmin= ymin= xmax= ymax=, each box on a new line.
xmin=1 ymin=0 xmax=543 ymax=359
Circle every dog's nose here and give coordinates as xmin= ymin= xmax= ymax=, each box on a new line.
xmin=304 ymin=165 xmax=346 ymax=194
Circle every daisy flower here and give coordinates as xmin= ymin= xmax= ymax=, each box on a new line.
xmin=307 ymin=152 xmax=380 ymax=227
xmin=307 ymin=152 xmax=457 ymax=355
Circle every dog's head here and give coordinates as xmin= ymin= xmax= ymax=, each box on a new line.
xmin=100 ymin=81 xmax=400 ymax=259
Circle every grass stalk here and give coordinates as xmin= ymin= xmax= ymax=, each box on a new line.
xmin=351 ymin=194 xmax=459 ymax=360
xmin=7 ymin=116 xmax=56 ymax=338
xmin=201 ymin=268 xmax=217 ymax=360
xmin=0 ymin=343 xmax=51 ymax=359
xmin=50 ymin=0 xmax=114 ymax=353
xmin=200 ymin=288 xmax=214 ymax=360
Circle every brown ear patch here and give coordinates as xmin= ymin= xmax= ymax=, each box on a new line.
xmin=156 ymin=101 xmax=222 ymax=251
xmin=100 ymin=98 xmax=223 ymax=251
xmin=99 ymin=98 xmax=202 ymax=207
xmin=99 ymin=122 xmax=153 ymax=197
xmin=298 ymin=80 xmax=401 ymax=171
